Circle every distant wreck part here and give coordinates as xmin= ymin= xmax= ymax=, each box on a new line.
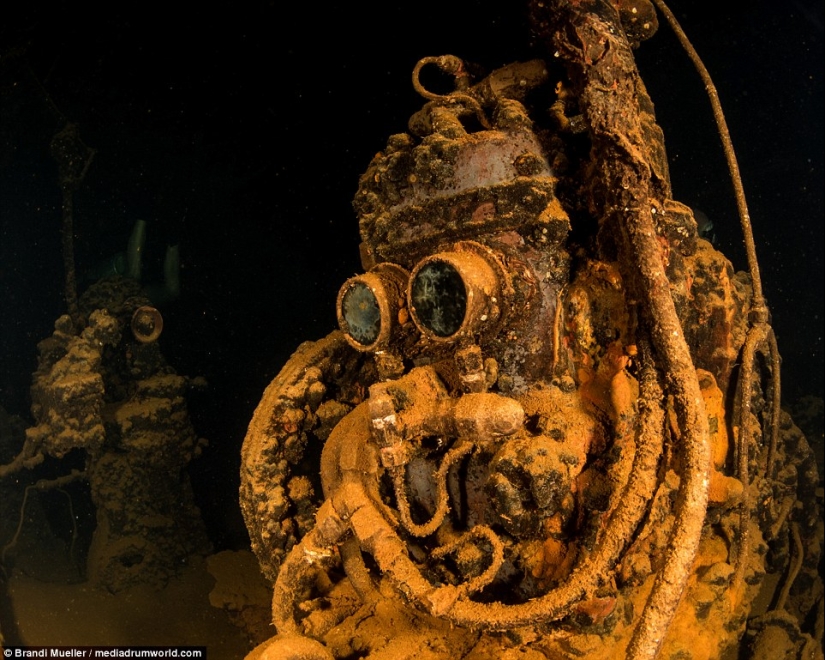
xmin=87 ymin=220 xmax=182 ymax=306
xmin=22 ymin=277 xmax=210 ymax=591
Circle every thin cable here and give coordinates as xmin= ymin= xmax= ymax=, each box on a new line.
xmin=651 ymin=0 xmax=766 ymax=318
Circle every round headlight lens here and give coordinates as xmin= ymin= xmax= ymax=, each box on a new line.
xmin=340 ymin=281 xmax=382 ymax=346
xmin=410 ymin=261 xmax=467 ymax=338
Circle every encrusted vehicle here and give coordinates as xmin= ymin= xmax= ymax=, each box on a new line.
xmin=240 ymin=2 xmax=823 ymax=658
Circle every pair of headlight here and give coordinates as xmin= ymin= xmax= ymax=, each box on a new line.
xmin=337 ymin=246 xmax=502 ymax=352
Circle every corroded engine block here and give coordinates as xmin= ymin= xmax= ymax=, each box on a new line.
xmin=240 ymin=2 xmax=822 ymax=658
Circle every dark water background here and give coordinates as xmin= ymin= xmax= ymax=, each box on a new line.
xmin=2 ymin=0 xmax=822 ymax=548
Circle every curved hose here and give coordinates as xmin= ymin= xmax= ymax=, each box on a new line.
xmin=529 ymin=3 xmax=713 ymax=657
xmin=729 ymin=323 xmax=782 ymax=603
xmin=430 ymin=525 xmax=506 ymax=597
xmin=271 ymin=500 xmax=349 ymax=636
xmin=392 ymin=441 xmax=474 ymax=537
xmin=331 ymin=345 xmax=663 ymax=629
xmin=412 ymin=55 xmax=492 ymax=129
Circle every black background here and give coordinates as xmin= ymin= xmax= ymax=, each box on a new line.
xmin=2 ymin=0 xmax=822 ymax=548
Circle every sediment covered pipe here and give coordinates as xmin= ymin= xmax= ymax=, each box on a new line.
xmin=334 ymin=349 xmax=663 ymax=629
xmin=271 ymin=499 xmax=349 ymax=636
xmin=280 ymin=357 xmax=661 ymax=637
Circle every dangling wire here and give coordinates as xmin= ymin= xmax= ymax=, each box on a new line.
xmin=650 ymin=0 xmax=766 ymax=317
xmin=651 ymin=0 xmax=783 ymax=608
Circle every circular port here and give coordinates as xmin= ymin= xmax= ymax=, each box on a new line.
xmin=336 ymin=264 xmax=410 ymax=352
xmin=131 ymin=306 xmax=163 ymax=343
xmin=341 ymin=281 xmax=381 ymax=346
xmin=410 ymin=261 xmax=467 ymax=337
xmin=408 ymin=247 xmax=500 ymax=341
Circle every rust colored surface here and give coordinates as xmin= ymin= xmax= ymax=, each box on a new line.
xmin=239 ymin=2 xmax=823 ymax=658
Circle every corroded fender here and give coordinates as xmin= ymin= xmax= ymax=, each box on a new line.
xmin=240 ymin=331 xmax=375 ymax=581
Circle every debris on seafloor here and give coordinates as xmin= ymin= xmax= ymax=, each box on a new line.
xmin=239 ymin=1 xmax=824 ymax=659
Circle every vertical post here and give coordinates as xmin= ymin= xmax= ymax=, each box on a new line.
xmin=50 ymin=122 xmax=95 ymax=327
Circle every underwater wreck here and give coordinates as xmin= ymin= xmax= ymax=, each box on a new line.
xmin=238 ymin=1 xmax=823 ymax=659
xmin=0 ymin=1 xmax=821 ymax=658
